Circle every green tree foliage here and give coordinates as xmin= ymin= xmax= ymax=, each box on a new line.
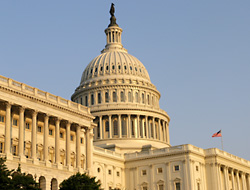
xmin=60 ymin=172 xmax=101 ymax=190
xmin=0 ymin=157 xmax=13 ymax=189
xmin=11 ymin=164 xmax=41 ymax=190
xmin=0 ymin=157 xmax=41 ymax=190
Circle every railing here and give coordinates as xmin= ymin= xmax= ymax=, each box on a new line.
xmin=94 ymin=146 xmax=123 ymax=158
xmin=0 ymin=75 xmax=90 ymax=114
xmin=124 ymin=144 xmax=204 ymax=159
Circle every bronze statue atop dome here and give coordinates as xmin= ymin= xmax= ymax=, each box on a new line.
xmin=108 ymin=3 xmax=118 ymax=27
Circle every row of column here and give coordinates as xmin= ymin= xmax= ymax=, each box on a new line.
xmin=94 ymin=114 xmax=169 ymax=144
xmin=219 ymin=164 xmax=250 ymax=190
xmin=3 ymin=102 xmax=93 ymax=170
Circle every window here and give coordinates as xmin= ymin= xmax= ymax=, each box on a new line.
xmin=157 ymin=167 xmax=163 ymax=174
xmin=91 ymin=94 xmax=94 ymax=105
xmin=98 ymin=93 xmax=101 ymax=104
xmin=49 ymin=129 xmax=53 ymax=136
xmin=106 ymin=66 xmax=109 ymax=70
xmin=142 ymin=170 xmax=147 ymax=176
xmin=113 ymin=119 xmax=118 ymax=136
xmin=135 ymin=92 xmax=139 ymax=103
xmin=13 ymin=145 xmax=17 ymax=156
xmin=142 ymin=187 xmax=148 ymax=190
xmin=105 ymin=121 xmax=109 ymax=132
xmin=85 ymin=96 xmax=88 ymax=106
xmin=142 ymin=93 xmax=145 ymax=104
xmin=97 ymin=168 xmax=100 ymax=173
xmin=108 ymin=169 xmax=112 ymax=175
xmin=80 ymin=97 xmax=83 ymax=105
xmin=128 ymin=91 xmax=132 ymax=102
xmin=130 ymin=66 xmax=132 ymax=70
xmin=117 ymin=171 xmax=120 ymax=176
xmin=113 ymin=91 xmax=117 ymax=102
xmin=60 ymin=132 xmax=63 ymax=138
xmin=158 ymin=184 xmax=164 ymax=190
xmin=13 ymin=119 xmax=18 ymax=126
xmin=70 ymin=135 xmax=74 ymax=141
xmin=174 ymin=165 xmax=180 ymax=171
xmin=0 ymin=115 xmax=4 ymax=122
xmin=112 ymin=65 xmax=115 ymax=70
xmin=100 ymin=66 xmax=103 ymax=71
xmin=25 ymin=123 xmax=30 ymax=129
xmin=175 ymin=182 xmax=181 ymax=190
xmin=120 ymin=91 xmax=125 ymax=102
xmin=197 ymin=183 xmax=200 ymax=190
xmin=105 ymin=92 xmax=109 ymax=103
xmin=122 ymin=117 xmax=127 ymax=136
xmin=81 ymin=138 xmax=84 ymax=144
xmin=147 ymin=95 xmax=150 ymax=105
xmin=38 ymin=126 xmax=42 ymax=133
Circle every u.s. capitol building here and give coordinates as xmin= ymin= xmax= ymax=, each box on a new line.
xmin=0 ymin=5 xmax=249 ymax=190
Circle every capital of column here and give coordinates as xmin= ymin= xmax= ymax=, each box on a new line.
xmin=19 ymin=106 xmax=25 ymax=113
xmin=31 ymin=110 xmax=38 ymax=117
xmin=5 ymin=102 xmax=12 ymax=109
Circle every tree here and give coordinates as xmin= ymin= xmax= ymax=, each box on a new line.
xmin=11 ymin=164 xmax=41 ymax=190
xmin=60 ymin=172 xmax=101 ymax=190
xmin=0 ymin=157 xmax=13 ymax=189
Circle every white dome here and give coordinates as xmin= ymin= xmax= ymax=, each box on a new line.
xmin=80 ymin=51 xmax=151 ymax=85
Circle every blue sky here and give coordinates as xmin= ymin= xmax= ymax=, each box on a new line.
xmin=0 ymin=1 xmax=250 ymax=160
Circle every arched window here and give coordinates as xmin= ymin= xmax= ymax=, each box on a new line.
xmin=105 ymin=121 xmax=109 ymax=132
xmin=135 ymin=92 xmax=139 ymax=103
xmin=105 ymin=92 xmax=109 ymax=103
xmin=128 ymin=91 xmax=132 ymax=102
xmin=113 ymin=91 xmax=117 ymax=102
xmin=113 ymin=119 xmax=118 ymax=136
xmin=120 ymin=91 xmax=125 ymax=102
xmin=91 ymin=94 xmax=94 ymax=105
xmin=98 ymin=93 xmax=101 ymax=104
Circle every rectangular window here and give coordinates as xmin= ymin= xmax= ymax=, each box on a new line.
xmin=91 ymin=94 xmax=94 ymax=105
xmin=105 ymin=92 xmax=109 ymax=103
xmin=158 ymin=184 xmax=164 ymax=190
xmin=38 ymin=126 xmax=42 ymax=132
xmin=147 ymin=95 xmax=150 ymax=105
xmin=98 ymin=93 xmax=101 ymax=104
xmin=143 ymin=187 xmax=148 ymax=190
xmin=175 ymin=182 xmax=181 ymax=190
xmin=13 ymin=145 xmax=17 ymax=156
xmin=85 ymin=96 xmax=88 ymax=106
xmin=81 ymin=138 xmax=84 ymax=144
xmin=25 ymin=122 xmax=30 ymax=129
xmin=60 ymin=132 xmax=63 ymax=138
xmin=117 ymin=171 xmax=120 ymax=176
xmin=113 ymin=91 xmax=117 ymax=102
xmin=108 ymin=170 xmax=112 ymax=175
xmin=70 ymin=135 xmax=74 ymax=141
xmin=49 ymin=129 xmax=53 ymax=136
xmin=157 ymin=167 xmax=163 ymax=174
xmin=80 ymin=97 xmax=83 ymax=105
xmin=142 ymin=170 xmax=147 ymax=176
xmin=13 ymin=119 xmax=18 ymax=126
xmin=174 ymin=165 xmax=180 ymax=171
xmin=142 ymin=93 xmax=145 ymax=104
xmin=0 ymin=115 xmax=4 ymax=122
xmin=197 ymin=183 xmax=200 ymax=190
xmin=196 ymin=166 xmax=199 ymax=171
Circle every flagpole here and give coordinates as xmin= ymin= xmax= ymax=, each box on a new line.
xmin=221 ymin=130 xmax=224 ymax=151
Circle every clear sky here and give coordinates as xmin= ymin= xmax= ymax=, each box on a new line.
xmin=1 ymin=1 xmax=250 ymax=160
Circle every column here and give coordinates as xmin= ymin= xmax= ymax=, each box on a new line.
xmin=31 ymin=110 xmax=37 ymax=160
xmin=165 ymin=162 xmax=170 ymax=190
xmin=108 ymin=115 xmax=112 ymax=138
xmin=242 ymin=173 xmax=247 ymax=190
xmin=137 ymin=115 xmax=140 ymax=138
xmin=163 ymin=121 xmax=167 ymax=142
xmin=55 ymin=118 xmax=60 ymax=165
xmin=18 ymin=107 xmax=25 ymax=158
xmin=4 ymin=102 xmax=11 ymax=157
xmin=66 ymin=121 xmax=71 ymax=167
xmin=128 ymin=115 xmax=131 ymax=138
xmin=145 ymin=116 xmax=149 ymax=138
xmin=158 ymin=119 xmax=161 ymax=141
xmin=224 ymin=166 xmax=229 ymax=190
xmin=76 ymin=125 xmax=81 ymax=169
xmin=118 ymin=115 xmax=122 ymax=138
xmin=141 ymin=117 xmax=145 ymax=138
xmin=231 ymin=169 xmax=235 ymax=190
xmin=86 ymin=128 xmax=93 ymax=173
xmin=236 ymin=171 xmax=240 ymax=190
xmin=152 ymin=117 xmax=155 ymax=139
xmin=166 ymin=122 xmax=170 ymax=144
xmin=44 ymin=114 xmax=49 ymax=163
xmin=148 ymin=118 xmax=151 ymax=138
xmin=99 ymin=116 xmax=103 ymax=139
